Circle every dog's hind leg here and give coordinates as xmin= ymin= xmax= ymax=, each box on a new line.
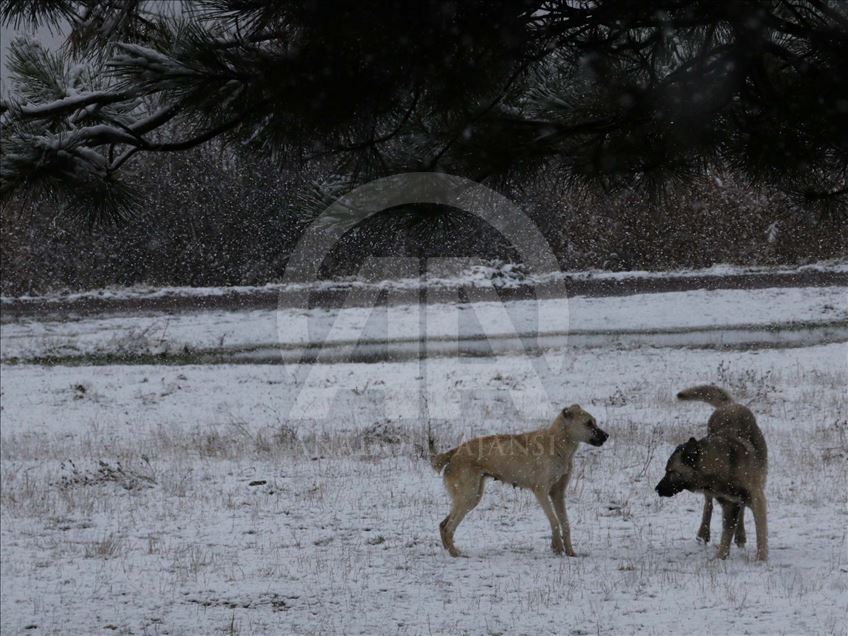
xmin=533 ymin=488 xmax=565 ymax=555
xmin=549 ymin=476 xmax=575 ymax=556
xmin=716 ymin=501 xmax=742 ymax=559
xmin=697 ymin=495 xmax=713 ymax=544
xmin=750 ymin=491 xmax=768 ymax=561
xmin=439 ymin=467 xmax=484 ymax=557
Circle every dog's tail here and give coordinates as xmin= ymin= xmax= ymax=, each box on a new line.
xmin=428 ymin=428 xmax=456 ymax=473
xmin=676 ymin=385 xmax=734 ymax=408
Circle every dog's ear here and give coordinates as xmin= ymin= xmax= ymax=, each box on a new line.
xmin=681 ymin=437 xmax=701 ymax=466
xmin=561 ymin=404 xmax=580 ymax=417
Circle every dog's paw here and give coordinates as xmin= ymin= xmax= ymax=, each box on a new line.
xmin=551 ymin=540 xmax=566 ymax=555
xmin=696 ymin=529 xmax=710 ymax=544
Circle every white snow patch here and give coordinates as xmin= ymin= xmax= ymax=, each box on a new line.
xmin=2 ymin=285 xmax=845 ymax=360
xmin=2 ymin=259 xmax=846 ymax=304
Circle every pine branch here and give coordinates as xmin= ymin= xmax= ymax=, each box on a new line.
xmin=8 ymin=90 xmax=132 ymax=119
xmin=3 ymin=0 xmax=847 ymax=225
xmin=1 ymin=0 xmax=81 ymax=30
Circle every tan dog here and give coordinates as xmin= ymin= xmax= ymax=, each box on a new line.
xmin=429 ymin=405 xmax=608 ymax=557
xmin=657 ymin=385 xmax=768 ymax=560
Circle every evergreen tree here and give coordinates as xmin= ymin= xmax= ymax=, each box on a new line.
xmin=2 ymin=0 xmax=846 ymax=225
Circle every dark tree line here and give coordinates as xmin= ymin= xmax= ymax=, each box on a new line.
xmin=3 ymin=143 xmax=844 ymax=295
xmin=1 ymin=0 xmax=846 ymax=226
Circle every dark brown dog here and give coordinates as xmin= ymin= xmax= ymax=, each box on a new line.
xmin=657 ymin=385 xmax=768 ymax=561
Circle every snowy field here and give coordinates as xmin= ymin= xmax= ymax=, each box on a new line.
xmin=2 ymin=285 xmax=846 ymax=362
xmin=1 ymin=284 xmax=847 ymax=634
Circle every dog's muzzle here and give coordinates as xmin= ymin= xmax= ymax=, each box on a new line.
xmin=590 ymin=429 xmax=609 ymax=447
xmin=655 ymin=476 xmax=683 ymax=497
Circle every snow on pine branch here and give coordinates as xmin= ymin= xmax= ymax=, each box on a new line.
xmin=110 ymin=43 xmax=197 ymax=83
xmin=10 ymin=90 xmax=132 ymax=119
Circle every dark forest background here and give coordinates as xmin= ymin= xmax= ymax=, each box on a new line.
xmin=2 ymin=1 xmax=846 ymax=294
xmin=3 ymin=145 xmax=844 ymax=295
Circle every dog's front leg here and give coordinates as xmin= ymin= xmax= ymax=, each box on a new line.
xmin=716 ymin=502 xmax=742 ymax=559
xmin=533 ymin=488 xmax=564 ymax=555
xmin=734 ymin=509 xmax=747 ymax=547
xmin=697 ymin=495 xmax=713 ymax=544
xmin=549 ymin=476 xmax=575 ymax=556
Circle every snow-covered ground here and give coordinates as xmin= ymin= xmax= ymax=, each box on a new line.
xmin=2 ymin=285 xmax=845 ymax=361
xmin=3 ymin=259 xmax=846 ymax=304
xmin=1 ymin=283 xmax=847 ymax=634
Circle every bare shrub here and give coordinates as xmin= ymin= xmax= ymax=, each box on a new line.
xmin=58 ymin=460 xmax=156 ymax=491
xmin=84 ymin=534 xmax=123 ymax=559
